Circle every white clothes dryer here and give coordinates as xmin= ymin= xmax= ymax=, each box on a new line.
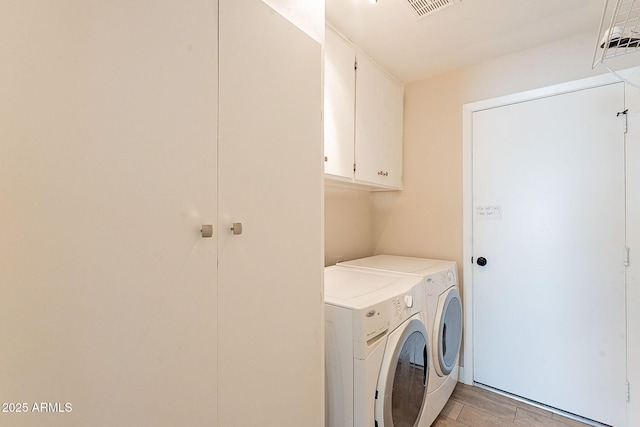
xmin=324 ymin=265 xmax=431 ymax=427
xmin=340 ymin=255 xmax=463 ymax=427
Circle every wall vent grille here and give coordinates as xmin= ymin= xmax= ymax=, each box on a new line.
xmin=403 ymin=0 xmax=461 ymax=19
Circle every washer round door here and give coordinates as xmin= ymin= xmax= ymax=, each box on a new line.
xmin=375 ymin=315 xmax=430 ymax=427
xmin=433 ymin=287 xmax=463 ymax=377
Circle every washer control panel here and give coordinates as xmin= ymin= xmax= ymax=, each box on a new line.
xmin=359 ymin=301 xmax=389 ymax=342
xmin=353 ymin=301 xmax=389 ymax=360
xmin=404 ymin=294 xmax=414 ymax=308
xmin=352 ymin=282 xmax=424 ymax=360
xmin=386 ymin=282 xmax=424 ymax=331
xmin=391 ymin=293 xmax=414 ymax=321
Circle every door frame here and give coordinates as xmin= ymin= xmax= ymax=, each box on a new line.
xmin=460 ymin=69 xmax=632 ymax=386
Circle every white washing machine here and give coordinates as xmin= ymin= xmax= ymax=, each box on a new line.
xmin=340 ymin=255 xmax=463 ymax=427
xmin=325 ymin=265 xmax=431 ymax=427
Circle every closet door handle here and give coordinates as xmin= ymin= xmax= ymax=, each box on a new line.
xmin=230 ymin=222 xmax=243 ymax=235
xmin=201 ymin=225 xmax=213 ymax=238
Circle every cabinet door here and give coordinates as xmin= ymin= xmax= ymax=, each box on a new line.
xmin=324 ymin=29 xmax=356 ymax=180
xmin=381 ymin=75 xmax=404 ymax=188
xmin=0 ymin=2 xmax=218 ymax=426
xmin=355 ymin=55 xmax=403 ymax=189
xmin=218 ymin=1 xmax=323 ymax=426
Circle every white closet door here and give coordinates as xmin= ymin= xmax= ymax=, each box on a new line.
xmin=0 ymin=2 xmax=218 ymax=426
xmin=217 ymin=1 xmax=324 ymax=426
xmin=472 ymin=83 xmax=626 ymax=426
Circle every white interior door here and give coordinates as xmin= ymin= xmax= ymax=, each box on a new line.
xmin=472 ymin=83 xmax=626 ymax=426
xmin=626 ymin=85 xmax=640 ymax=427
xmin=0 ymin=2 xmax=218 ymax=426
xmin=217 ymin=1 xmax=324 ymax=426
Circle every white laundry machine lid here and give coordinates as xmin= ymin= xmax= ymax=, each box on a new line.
xmin=324 ymin=266 xmax=423 ymax=310
xmin=340 ymin=255 xmax=455 ymax=276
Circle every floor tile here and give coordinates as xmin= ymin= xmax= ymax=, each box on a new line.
xmin=431 ymin=414 xmax=468 ymax=427
xmin=456 ymin=405 xmax=515 ymax=427
xmin=550 ymin=412 xmax=593 ymax=427
xmin=452 ymin=384 xmax=517 ymax=421
xmin=514 ymin=407 xmax=574 ymax=427
xmin=440 ymin=399 xmax=463 ymax=420
xmin=435 ymin=384 xmax=593 ymax=427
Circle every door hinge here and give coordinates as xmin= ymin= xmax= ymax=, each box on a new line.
xmin=625 ymin=246 xmax=630 ymax=267
xmin=617 ymin=109 xmax=628 ymax=133
xmin=354 ymin=59 xmax=358 ymax=70
xmin=626 ymin=380 xmax=630 ymax=402
xmin=353 ymin=163 xmax=356 ymax=173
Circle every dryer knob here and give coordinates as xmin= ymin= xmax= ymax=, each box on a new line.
xmin=404 ymin=294 xmax=414 ymax=308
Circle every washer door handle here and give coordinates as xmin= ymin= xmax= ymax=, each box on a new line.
xmin=423 ymin=345 xmax=428 ymax=386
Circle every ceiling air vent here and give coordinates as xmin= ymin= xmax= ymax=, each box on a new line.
xmin=403 ymin=0 xmax=461 ymax=19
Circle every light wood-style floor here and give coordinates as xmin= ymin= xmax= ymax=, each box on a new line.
xmin=432 ymin=383 xmax=593 ymax=427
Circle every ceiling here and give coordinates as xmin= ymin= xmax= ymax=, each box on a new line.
xmin=326 ymin=0 xmax=606 ymax=83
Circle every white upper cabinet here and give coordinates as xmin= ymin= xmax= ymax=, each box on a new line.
xmin=324 ymin=28 xmax=404 ymax=190
xmin=324 ymin=29 xmax=356 ymax=180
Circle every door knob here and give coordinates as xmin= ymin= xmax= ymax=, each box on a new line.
xmin=477 ymin=257 xmax=487 ymax=266
xmin=230 ymin=222 xmax=243 ymax=235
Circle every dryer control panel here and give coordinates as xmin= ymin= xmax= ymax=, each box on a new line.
xmin=425 ymin=265 xmax=457 ymax=298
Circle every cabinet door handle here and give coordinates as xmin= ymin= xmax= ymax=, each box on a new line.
xmin=230 ymin=222 xmax=243 ymax=235
xmin=201 ymin=224 xmax=213 ymax=238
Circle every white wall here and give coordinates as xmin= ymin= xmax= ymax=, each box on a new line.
xmin=324 ymin=188 xmax=374 ymax=265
